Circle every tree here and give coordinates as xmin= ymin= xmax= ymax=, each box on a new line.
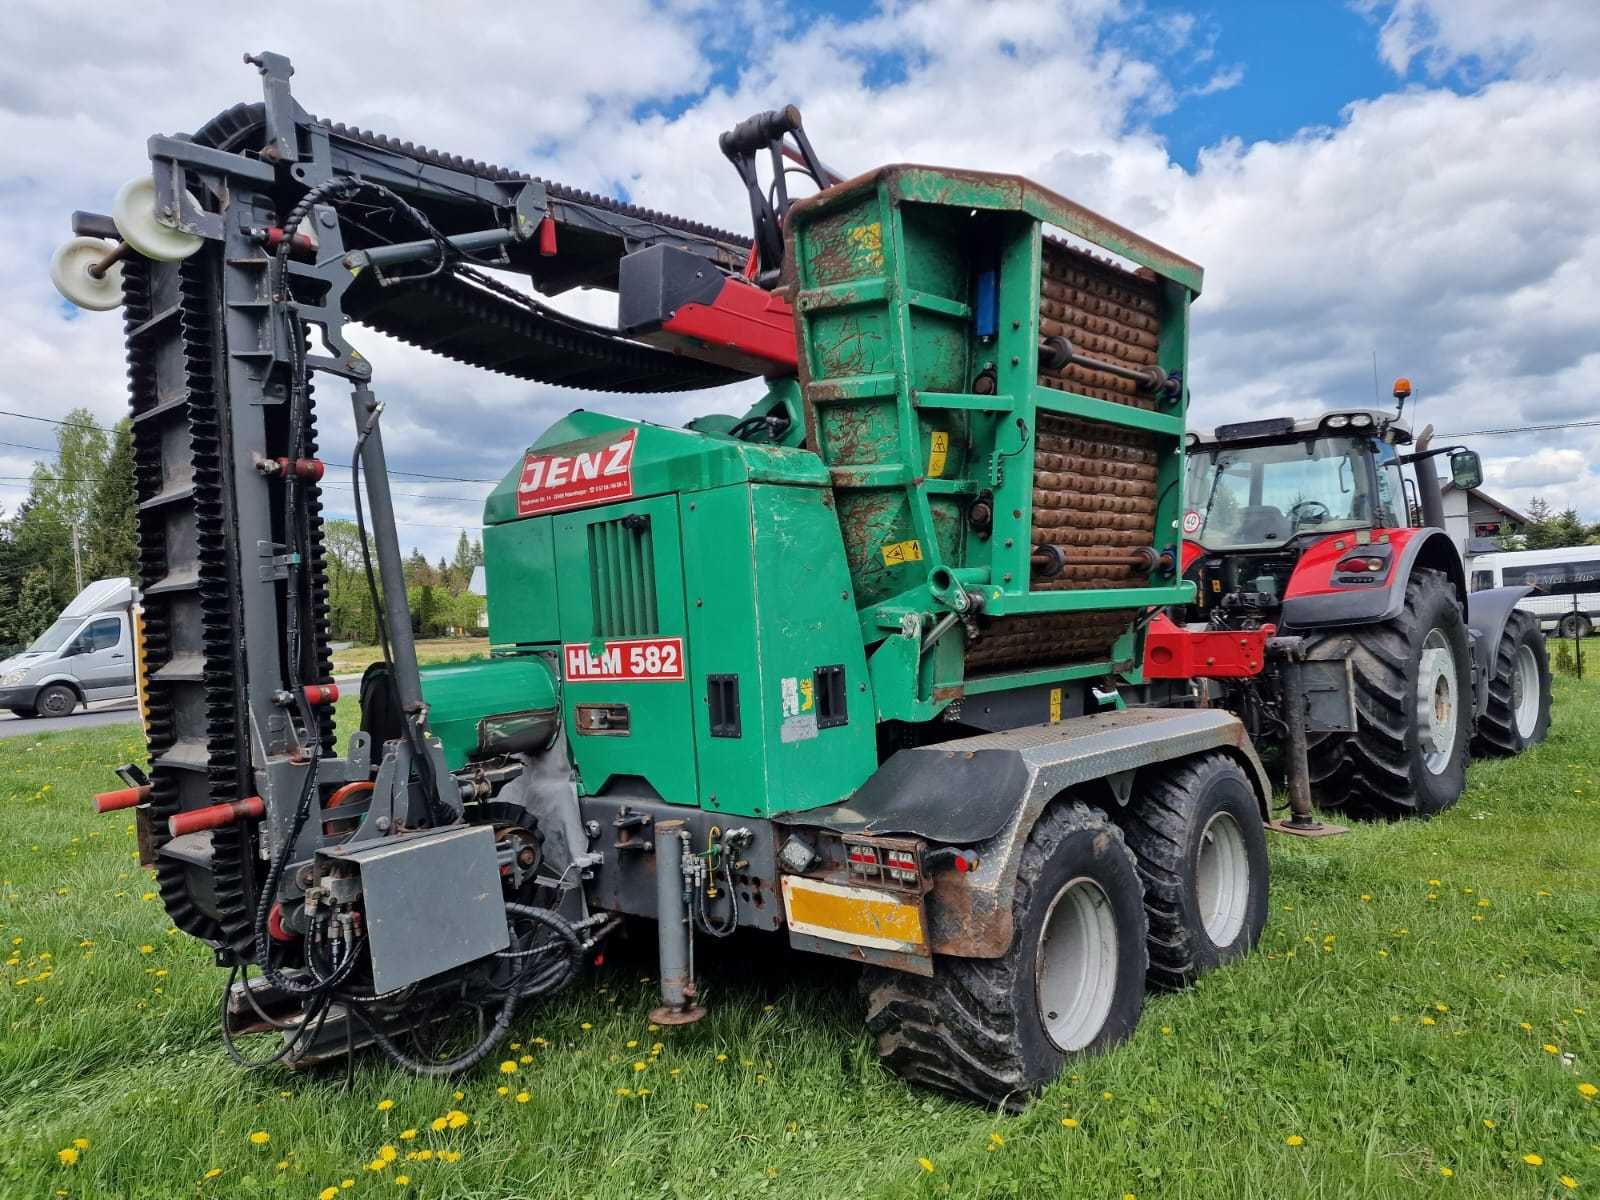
xmin=448 ymin=530 xmax=481 ymax=589
xmin=86 ymin=418 xmax=137 ymax=581
xmin=1515 ymin=497 xmax=1598 ymax=551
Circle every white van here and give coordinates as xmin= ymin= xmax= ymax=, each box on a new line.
xmin=1469 ymin=547 xmax=1600 ymax=639
xmin=0 ymin=577 xmax=138 ymax=718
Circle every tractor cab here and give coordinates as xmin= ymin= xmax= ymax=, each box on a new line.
xmin=1180 ymin=402 xmax=1483 ymax=627
xmin=1184 ymin=410 xmax=1408 ymax=553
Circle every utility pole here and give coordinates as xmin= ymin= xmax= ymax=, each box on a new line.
xmin=71 ymin=521 xmax=84 ymax=593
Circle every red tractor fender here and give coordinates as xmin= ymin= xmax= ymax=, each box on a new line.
xmin=1280 ymin=526 xmax=1465 ymax=631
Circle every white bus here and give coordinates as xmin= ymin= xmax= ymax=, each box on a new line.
xmin=1469 ymin=546 xmax=1600 ymax=639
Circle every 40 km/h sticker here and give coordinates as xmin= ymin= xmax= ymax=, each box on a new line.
xmin=564 ymin=637 xmax=684 ymax=682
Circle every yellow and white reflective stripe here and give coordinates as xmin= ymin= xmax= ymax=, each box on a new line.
xmin=781 ymin=876 xmax=927 ymax=952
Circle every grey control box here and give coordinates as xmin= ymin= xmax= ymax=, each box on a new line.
xmin=319 ymin=824 xmax=509 ymax=995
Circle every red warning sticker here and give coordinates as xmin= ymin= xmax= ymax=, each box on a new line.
xmin=516 ymin=428 xmax=637 ymax=517
xmin=563 ymin=636 xmax=684 ymax=682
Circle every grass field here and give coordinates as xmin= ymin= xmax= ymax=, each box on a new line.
xmin=1 ymin=676 xmax=1596 ymax=1200
xmin=329 ymin=640 xmax=488 ymax=676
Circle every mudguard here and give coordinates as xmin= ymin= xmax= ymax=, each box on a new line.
xmin=1280 ymin=527 xmax=1465 ymax=630
xmin=1463 ymin=585 xmax=1537 ymax=718
xmin=786 ymin=707 xmax=1271 ymax=958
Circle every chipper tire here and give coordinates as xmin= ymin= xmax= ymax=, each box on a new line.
xmin=1473 ymin=609 xmax=1552 ymax=756
xmin=1303 ymin=568 xmax=1470 ymax=820
xmin=862 ymin=802 xmax=1146 ymax=1110
xmin=1120 ymin=754 xmax=1268 ymax=990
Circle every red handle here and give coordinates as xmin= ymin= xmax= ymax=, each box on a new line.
xmin=168 ymin=796 xmax=265 ymax=837
xmin=303 ymin=682 xmax=339 ymax=706
xmin=94 ymin=785 xmax=152 ymax=813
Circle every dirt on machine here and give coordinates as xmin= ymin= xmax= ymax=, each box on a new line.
xmin=49 ymin=51 xmax=1544 ymax=1111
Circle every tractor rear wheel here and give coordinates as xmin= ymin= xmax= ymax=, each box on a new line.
xmin=1120 ymin=754 xmax=1269 ymax=989
xmin=1473 ymin=609 xmax=1552 ymax=755
xmin=862 ymin=801 xmax=1146 ymax=1109
xmin=1304 ymin=568 xmax=1471 ymax=819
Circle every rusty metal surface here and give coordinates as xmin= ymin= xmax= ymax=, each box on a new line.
xmin=966 ymin=413 xmax=1162 ymax=673
xmin=1037 ymin=241 xmax=1164 ymax=408
xmin=920 ymin=709 xmax=1271 ymax=957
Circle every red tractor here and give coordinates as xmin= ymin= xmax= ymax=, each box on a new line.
xmin=1162 ymin=383 xmax=1552 ymax=820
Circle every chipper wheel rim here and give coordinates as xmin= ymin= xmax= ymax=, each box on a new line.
xmin=1513 ymin=642 xmax=1542 ymax=740
xmin=1416 ymin=627 xmax=1460 ymax=777
xmin=1035 ymin=875 xmax=1120 ymax=1054
xmin=1195 ymin=811 xmax=1250 ymax=948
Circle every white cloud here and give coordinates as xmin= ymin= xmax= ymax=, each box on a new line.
xmin=4 ymin=0 xmax=1600 ymax=561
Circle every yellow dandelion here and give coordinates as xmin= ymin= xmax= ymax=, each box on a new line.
xmin=1522 ymin=1023 xmax=1534 ymax=1032
xmin=414 ymin=1151 xmax=432 ymax=1162
xmin=1062 ymin=1117 xmax=1079 ymax=1129
xmin=499 ymin=1060 xmax=518 ymax=1074
xmin=1160 ymin=1026 xmax=1173 ymax=1036
xmin=988 ymin=1132 xmax=1005 ymax=1148
xmin=366 ymin=1158 xmax=388 ymax=1172
xmin=276 ymin=1160 xmax=289 ymax=1171
xmin=138 ymin=944 xmax=153 ymax=954
xmin=626 ymin=1039 xmax=639 ymax=1048
xmin=497 ymin=1086 xmax=509 ymax=1096
xmin=1524 ymin=1154 xmax=1544 ymax=1166
xmin=452 ymin=1091 xmax=464 ymax=1101
xmin=1361 ymin=894 xmax=1372 ymax=901
xmin=1428 ymin=879 xmax=1441 ymax=886
xmin=716 ymin=1053 xmax=728 ymax=1062
xmin=396 ymin=1176 xmax=410 ymax=1186
xmin=580 ymin=1022 xmax=593 ymax=1030
xmin=320 ymin=1189 xmax=339 ymax=1200
xmin=445 ymin=1109 xmax=469 ymax=1129
xmin=1579 ymin=1083 xmax=1598 ymax=1099
xmin=1435 ymin=1003 xmax=1450 ymax=1013
xmin=1545 ymin=1044 xmax=1561 ymax=1055
xmin=203 ymin=1168 xmax=222 ymax=1180
xmin=1103 ymin=1091 xmax=1115 ymax=1101
xmin=694 ymin=1102 xmax=709 ymax=1112
xmin=429 ymin=1117 xmax=447 ymax=1132
xmin=519 ymin=1054 xmax=532 ymax=1064
xmin=516 ymin=1092 xmax=530 ymax=1103
xmin=1439 ymin=1166 xmax=1454 ymax=1177
xmin=918 ymin=1157 xmax=935 ymax=1173
xmin=1285 ymin=1135 xmax=1304 ymax=1147
xmin=376 ymin=1098 xmax=395 ymax=1111
xmin=72 ymin=1139 xmax=88 ymax=1151
xmin=248 ymin=1131 xmax=270 ymax=1146
xmin=56 ymin=1148 xmax=79 ymax=1167
xmin=379 ymin=1145 xmax=397 ymax=1163
xmin=1560 ymin=1177 xmax=1577 ymax=1191
xmin=399 ymin=1128 xmax=417 ymax=1140
xmin=1483 ymin=1119 xmax=1497 ymax=1129
xmin=440 ymin=1150 xmax=461 ymax=1163
xmin=1422 ymin=1016 xmax=1437 ymax=1026
xmin=342 ymin=1180 xmax=355 ymax=1189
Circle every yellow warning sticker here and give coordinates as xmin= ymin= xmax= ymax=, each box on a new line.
xmin=881 ymin=539 xmax=924 ymax=566
xmin=1049 ymin=687 xmax=1063 ymax=723
xmin=927 ymin=431 xmax=949 ymax=478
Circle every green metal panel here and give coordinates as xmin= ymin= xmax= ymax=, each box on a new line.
xmin=786 ymin=165 xmax=1204 ymax=710
xmin=553 ymin=493 xmax=698 ymax=805
xmin=419 ymin=655 xmax=558 ymax=770
xmin=681 ymin=483 xmax=877 ymax=816
xmin=483 ymin=516 xmax=559 ymax=646
xmin=482 ymin=413 xmax=828 ymax=528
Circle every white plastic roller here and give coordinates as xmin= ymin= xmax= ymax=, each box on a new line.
xmin=50 ymin=236 xmax=126 ymax=311
xmin=112 ymin=175 xmax=204 ymax=262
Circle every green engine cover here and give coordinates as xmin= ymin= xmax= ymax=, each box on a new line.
xmin=419 ymin=655 xmax=559 ymax=771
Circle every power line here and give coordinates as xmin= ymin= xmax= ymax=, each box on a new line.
xmin=0 ymin=407 xmax=501 ymax=483
xmin=1436 ymin=419 xmax=1600 ymax=439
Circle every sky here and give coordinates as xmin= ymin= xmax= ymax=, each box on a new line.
xmin=2 ymin=0 xmax=1598 ymax=560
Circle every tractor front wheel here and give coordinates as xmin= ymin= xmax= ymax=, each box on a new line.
xmin=1473 ymin=609 xmax=1552 ymax=755
xmin=862 ymin=801 xmax=1147 ymax=1109
xmin=1304 ymin=568 xmax=1471 ymax=819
